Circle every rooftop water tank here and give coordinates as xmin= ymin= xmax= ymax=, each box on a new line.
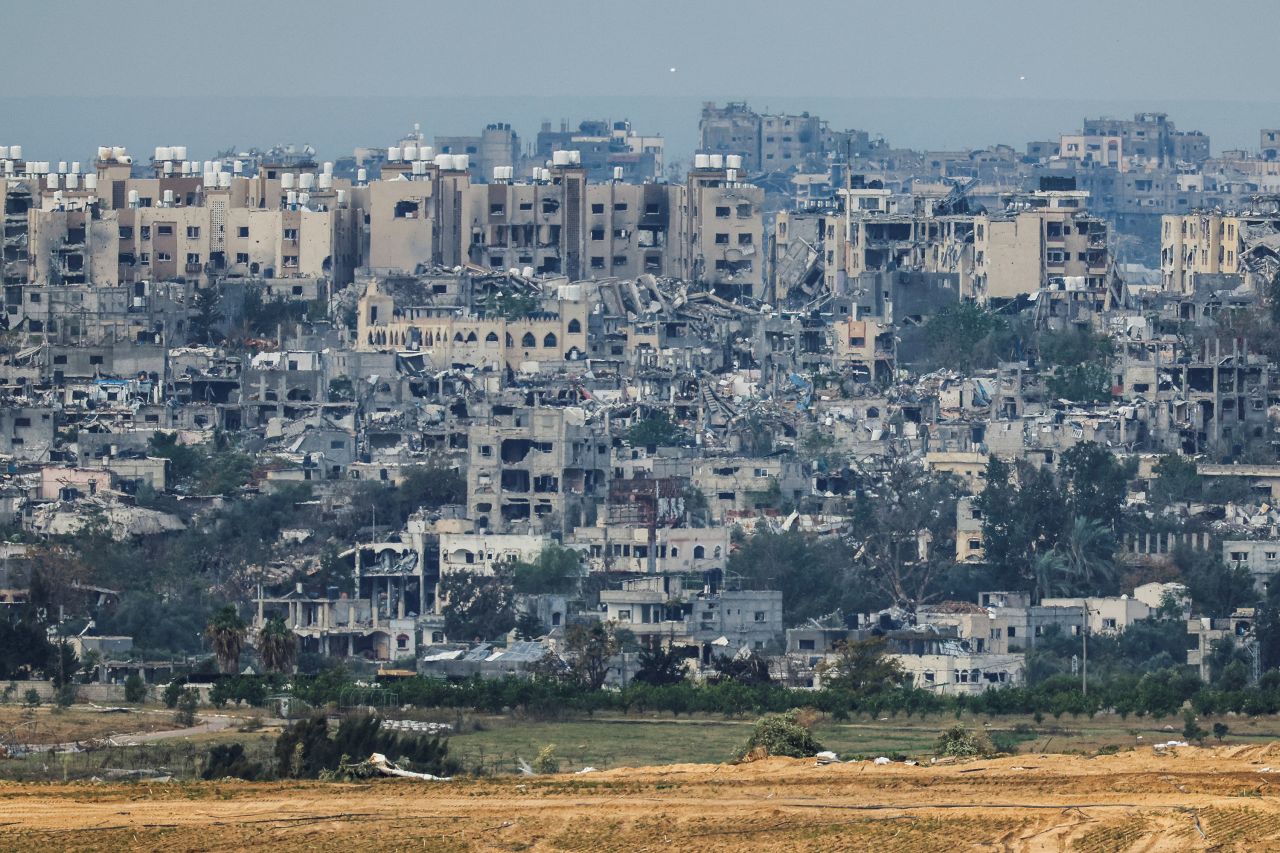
xmin=709 ymin=154 xmax=724 ymax=169
xmin=694 ymin=153 xmax=711 ymax=169
xmin=84 ymin=174 xmax=98 ymax=190
xmin=726 ymin=154 xmax=743 ymax=170
xmin=281 ymin=172 xmax=295 ymax=189
xmin=173 ymin=146 xmax=187 ymax=161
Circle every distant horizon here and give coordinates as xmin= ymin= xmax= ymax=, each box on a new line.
xmin=5 ymin=94 xmax=1280 ymax=168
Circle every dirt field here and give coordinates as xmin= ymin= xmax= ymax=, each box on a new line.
xmin=6 ymin=744 xmax=1280 ymax=851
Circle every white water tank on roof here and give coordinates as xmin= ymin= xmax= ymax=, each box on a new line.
xmin=323 ymin=161 xmax=333 ymax=175
xmin=57 ymin=161 xmax=67 ymax=174
xmin=66 ymin=173 xmax=78 ymax=190
xmin=281 ymin=172 xmax=295 ymax=189
xmin=337 ymin=189 xmax=346 ymax=204
xmin=318 ymin=173 xmax=333 ymax=189
xmin=84 ymin=174 xmax=98 ymax=190
xmin=71 ymin=161 xmax=80 ymax=173
xmin=96 ymin=146 xmax=110 ymax=161
xmin=233 ymin=160 xmax=243 ymax=174
xmin=726 ymin=154 xmax=743 ymax=170
xmin=357 ymin=168 xmax=367 ymax=183
xmin=154 ymin=146 xmax=169 ymax=161
xmin=218 ymin=172 xmax=232 ymax=188
xmin=173 ymin=146 xmax=187 ymax=161
xmin=726 ymin=169 xmax=737 ymax=182
xmin=111 ymin=146 xmax=126 ymax=160
xmin=552 ymin=150 xmax=570 ymax=167
xmin=522 ymin=266 xmax=534 ymax=277
xmin=163 ymin=189 xmax=174 ymax=205
xmin=709 ymin=154 xmax=724 ymax=169
xmin=0 ymin=147 xmax=9 ymax=159
xmin=421 ymin=146 xmax=434 ymax=159
xmin=613 ymin=166 xmax=623 ymax=180
xmin=694 ymin=154 xmax=711 ymax=169
xmin=45 ymin=174 xmax=58 ymax=190
xmin=128 ymin=189 xmax=140 ymax=206
xmin=9 ymin=146 xmax=19 ymax=161
xmin=164 ymin=161 xmax=174 ymax=176
xmin=454 ymin=154 xmax=469 ymax=170
xmin=403 ymin=145 xmax=418 ymax=160
xmin=434 ymin=153 xmax=451 ymax=168
xmin=299 ymin=172 xmax=315 ymax=189
xmin=287 ymin=190 xmax=297 ymax=206
xmin=388 ymin=146 xmax=402 ymax=162
xmin=298 ymin=192 xmax=310 ymax=206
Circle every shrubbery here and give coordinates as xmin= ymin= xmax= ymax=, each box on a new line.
xmin=738 ymin=709 xmax=823 ymax=759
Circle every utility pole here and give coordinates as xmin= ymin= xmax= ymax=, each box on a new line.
xmin=1081 ymin=603 xmax=1088 ymax=697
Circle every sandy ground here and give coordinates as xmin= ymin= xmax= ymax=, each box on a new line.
xmin=6 ymin=744 xmax=1280 ymax=851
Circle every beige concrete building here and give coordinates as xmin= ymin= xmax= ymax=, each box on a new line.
xmin=974 ymin=191 xmax=1109 ymax=302
xmin=355 ymin=278 xmax=589 ymax=370
xmin=1159 ymin=213 xmax=1242 ymax=294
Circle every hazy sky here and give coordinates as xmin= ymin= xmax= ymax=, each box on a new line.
xmin=3 ymin=0 xmax=1277 ymax=101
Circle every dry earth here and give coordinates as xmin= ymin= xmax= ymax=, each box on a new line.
xmin=8 ymin=744 xmax=1280 ymax=851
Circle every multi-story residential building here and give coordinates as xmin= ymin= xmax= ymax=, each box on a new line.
xmin=466 ymin=404 xmax=611 ymax=533
xmin=684 ymin=157 xmax=765 ymax=298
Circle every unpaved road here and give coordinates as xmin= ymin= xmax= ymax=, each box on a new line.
xmin=5 ymin=744 xmax=1280 ymax=851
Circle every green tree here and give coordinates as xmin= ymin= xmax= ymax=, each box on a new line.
xmin=564 ymin=622 xmax=619 ymax=690
xmin=205 ymin=605 xmax=248 ymax=675
xmin=440 ymin=572 xmax=515 ymax=641
xmin=123 ymin=673 xmax=146 ymax=703
xmin=633 ymin=641 xmax=687 ymax=686
xmin=627 ymin=412 xmax=687 ymax=448
xmin=174 ymin=687 xmax=199 ymax=727
xmin=1150 ymin=454 xmax=1201 ymax=505
xmin=855 ymin=462 xmax=961 ymax=608
xmin=820 ymin=637 xmax=906 ymax=695
xmin=919 ymin=303 xmax=1012 ymax=373
xmin=1174 ymin=546 xmax=1254 ymax=619
xmin=1059 ymin=442 xmax=1133 ymax=531
xmin=512 ymin=545 xmax=582 ymax=594
xmin=257 ymin=615 xmax=298 ymax=674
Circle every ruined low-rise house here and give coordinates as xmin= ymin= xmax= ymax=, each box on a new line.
xmin=690 ymin=456 xmax=807 ymax=522
xmin=955 ymin=496 xmax=984 ymax=562
xmin=0 ymin=406 xmax=56 ymax=461
xmin=569 ymin=524 xmax=730 ymax=575
xmin=599 ymin=575 xmax=783 ymax=662
xmin=1187 ymin=609 xmax=1255 ymax=682
xmin=1223 ymin=539 xmax=1280 ymax=594
xmin=38 ymin=465 xmax=113 ymax=501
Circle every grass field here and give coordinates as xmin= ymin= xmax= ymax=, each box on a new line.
xmin=10 ymin=703 xmax=1280 ymax=781
xmin=444 ymin=710 xmax=1280 ymax=773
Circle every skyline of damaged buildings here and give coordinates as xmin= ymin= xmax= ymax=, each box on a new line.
xmin=5 ymin=99 xmax=1280 ymax=692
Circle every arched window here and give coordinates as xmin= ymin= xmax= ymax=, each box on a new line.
xmin=485 ymin=331 xmax=499 ymax=343
xmin=521 ymin=332 xmax=536 ymax=347
xmin=567 ymin=318 xmax=582 ymax=334
xmin=454 ymin=331 xmax=464 ymax=342
xmin=866 ymin=406 xmax=880 ymax=419
xmin=670 ymin=547 xmax=678 ymax=558
xmin=713 ymin=546 xmax=722 ymax=559
xmin=693 ymin=545 xmax=706 ymax=559
xmin=505 ymin=333 xmax=514 ymax=347
xmin=543 ymin=333 xmax=557 ymax=348
xmin=465 ymin=331 xmax=478 ymax=343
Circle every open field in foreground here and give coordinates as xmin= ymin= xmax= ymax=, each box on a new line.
xmin=8 ymin=745 xmax=1280 ymax=851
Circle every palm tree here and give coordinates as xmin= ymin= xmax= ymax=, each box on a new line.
xmin=1060 ymin=517 xmax=1119 ymax=595
xmin=1031 ymin=551 xmax=1068 ymax=603
xmin=205 ymin=605 xmax=247 ymax=675
xmin=257 ymin=615 xmax=297 ymax=674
